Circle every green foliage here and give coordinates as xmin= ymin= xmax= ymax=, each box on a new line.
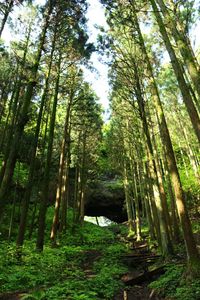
xmin=180 ymin=168 xmax=200 ymax=201
xmin=175 ymin=280 xmax=200 ymax=300
xmin=149 ymin=264 xmax=184 ymax=295
xmin=104 ymin=179 xmax=123 ymax=190
xmin=0 ymin=159 xmax=28 ymax=188
xmin=88 ymin=269 xmax=124 ymax=299
xmin=108 ymin=223 xmax=128 ymax=237
xmin=0 ymin=217 xmax=128 ymax=299
xmin=192 ymin=219 xmax=200 ymax=234
xmin=149 ymin=264 xmax=200 ymax=300
xmin=44 ymin=280 xmax=99 ymax=300
xmin=90 ymin=244 xmax=128 ymax=299
xmin=21 ymin=290 xmax=46 ymax=300
xmin=81 ymin=221 xmax=115 ymax=246
xmin=12 ymin=161 xmax=29 ymax=187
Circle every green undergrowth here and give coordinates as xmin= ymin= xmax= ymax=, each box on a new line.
xmin=0 ymin=214 xmax=128 ymax=299
xmin=149 ymin=263 xmax=200 ymax=300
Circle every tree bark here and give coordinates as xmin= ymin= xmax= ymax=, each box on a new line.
xmin=36 ymin=51 xmax=61 ymax=251
xmin=51 ymin=89 xmax=73 ymax=241
xmin=131 ymin=2 xmax=200 ymax=272
xmin=155 ymin=0 xmax=200 ymax=104
xmin=150 ymin=0 xmax=200 ymax=144
xmin=0 ymin=0 xmax=53 ymax=218
xmin=16 ymin=27 xmax=57 ymax=247
xmin=0 ymin=0 xmax=14 ymax=37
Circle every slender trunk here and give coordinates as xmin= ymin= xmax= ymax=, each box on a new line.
xmin=8 ymin=195 xmax=17 ymax=240
xmin=174 ymin=105 xmax=200 ymax=181
xmin=36 ymin=52 xmax=61 ymax=251
xmin=132 ymin=57 xmax=172 ymax=254
xmin=178 ymin=141 xmax=189 ymax=178
xmin=0 ymin=0 xmax=14 ymax=37
xmin=133 ymin=164 xmax=142 ymax=241
xmin=151 ymin=122 xmax=173 ymax=240
xmin=143 ymin=162 xmax=156 ymax=239
xmin=123 ymin=161 xmax=135 ymax=236
xmin=0 ymin=81 xmax=12 ymax=123
xmin=0 ymin=25 xmax=31 ymax=185
xmin=51 ymin=130 xmax=70 ymax=239
xmin=17 ymin=26 xmax=57 ymax=247
xmin=28 ymin=202 xmax=37 ymax=239
xmin=162 ymin=149 xmax=181 ymax=242
xmin=145 ymin=157 xmax=162 ymax=248
xmin=156 ymin=0 xmax=200 ymax=103
xmin=0 ymin=1 xmax=53 ymax=218
xmin=0 ymin=81 xmax=17 ymax=151
xmin=51 ymin=86 xmax=74 ymax=240
xmin=59 ymin=155 xmax=70 ymax=232
xmin=136 ymin=159 xmax=145 ymax=218
xmin=150 ymin=0 xmax=200 ymax=143
xmin=60 ymin=123 xmax=71 ymax=233
xmin=73 ymin=165 xmax=79 ymax=224
xmin=132 ymin=3 xmax=200 ymax=271
xmin=79 ymin=132 xmax=87 ymax=224
xmin=73 ymin=132 xmax=82 ymax=224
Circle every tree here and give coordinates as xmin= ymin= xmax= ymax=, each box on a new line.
xmin=101 ymin=0 xmax=200 ymax=275
xmin=0 ymin=0 xmax=54 ymax=218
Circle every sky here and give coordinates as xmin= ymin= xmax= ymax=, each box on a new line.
xmin=84 ymin=0 xmax=110 ymax=116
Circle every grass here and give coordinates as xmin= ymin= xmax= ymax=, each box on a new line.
xmin=0 ymin=211 xmax=128 ymax=300
xmin=149 ymin=262 xmax=200 ymax=300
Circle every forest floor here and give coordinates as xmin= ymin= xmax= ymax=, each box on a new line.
xmin=0 ymin=212 xmax=200 ymax=300
xmin=0 ymin=218 xmax=165 ymax=300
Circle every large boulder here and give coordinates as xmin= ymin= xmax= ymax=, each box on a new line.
xmin=85 ymin=180 xmax=127 ymax=223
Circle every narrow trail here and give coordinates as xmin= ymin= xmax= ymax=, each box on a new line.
xmin=114 ymin=240 xmax=165 ymax=300
xmin=0 ymin=291 xmax=22 ymax=300
xmin=82 ymin=249 xmax=102 ymax=279
xmin=79 ymin=237 xmax=166 ymax=300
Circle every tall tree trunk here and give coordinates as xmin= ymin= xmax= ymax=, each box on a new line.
xmin=0 ymin=0 xmax=14 ymax=37
xmin=16 ymin=28 xmax=57 ymax=247
xmin=36 ymin=52 xmax=61 ymax=251
xmin=0 ymin=80 xmax=12 ymax=123
xmin=0 ymin=24 xmax=31 ymax=185
xmin=155 ymin=0 xmax=200 ymax=103
xmin=123 ymin=161 xmax=135 ymax=237
xmin=59 ymin=141 xmax=70 ymax=233
xmin=162 ymin=149 xmax=181 ymax=242
xmin=0 ymin=80 xmax=17 ymax=151
xmin=151 ymin=121 xmax=173 ymax=240
xmin=150 ymin=0 xmax=200 ymax=143
xmin=143 ymin=162 xmax=156 ymax=239
xmin=79 ymin=131 xmax=87 ymax=224
xmin=132 ymin=3 xmax=200 ymax=272
xmin=174 ymin=105 xmax=200 ymax=182
xmin=0 ymin=0 xmax=53 ymax=218
xmin=132 ymin=162 xmax=141 ymax=241
xmin=132 ymin=57 xmax=173 ymax=254
xmin=51 ymin=90 xmax=73 ymax=242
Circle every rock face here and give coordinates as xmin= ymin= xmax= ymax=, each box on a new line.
xmin=85 ymin=180 xmax=127 ymax=223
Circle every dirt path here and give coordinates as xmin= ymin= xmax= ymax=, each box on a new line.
xmin=114 ymin=284 xmax=164 ymax=300
xmin=114 ymin=240 xmax=165 ymax=300
xmin=82 ymin=249 xmax=102 ymax=278
xmin=0 ymin=292 xmax=22 ymax=300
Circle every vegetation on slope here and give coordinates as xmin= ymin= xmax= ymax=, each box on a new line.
xmin=0 ymin=209 xmax=128 ymax=300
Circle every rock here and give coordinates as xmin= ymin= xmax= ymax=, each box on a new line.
xmin=85 ymin=180 xmax=126 ymax=222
